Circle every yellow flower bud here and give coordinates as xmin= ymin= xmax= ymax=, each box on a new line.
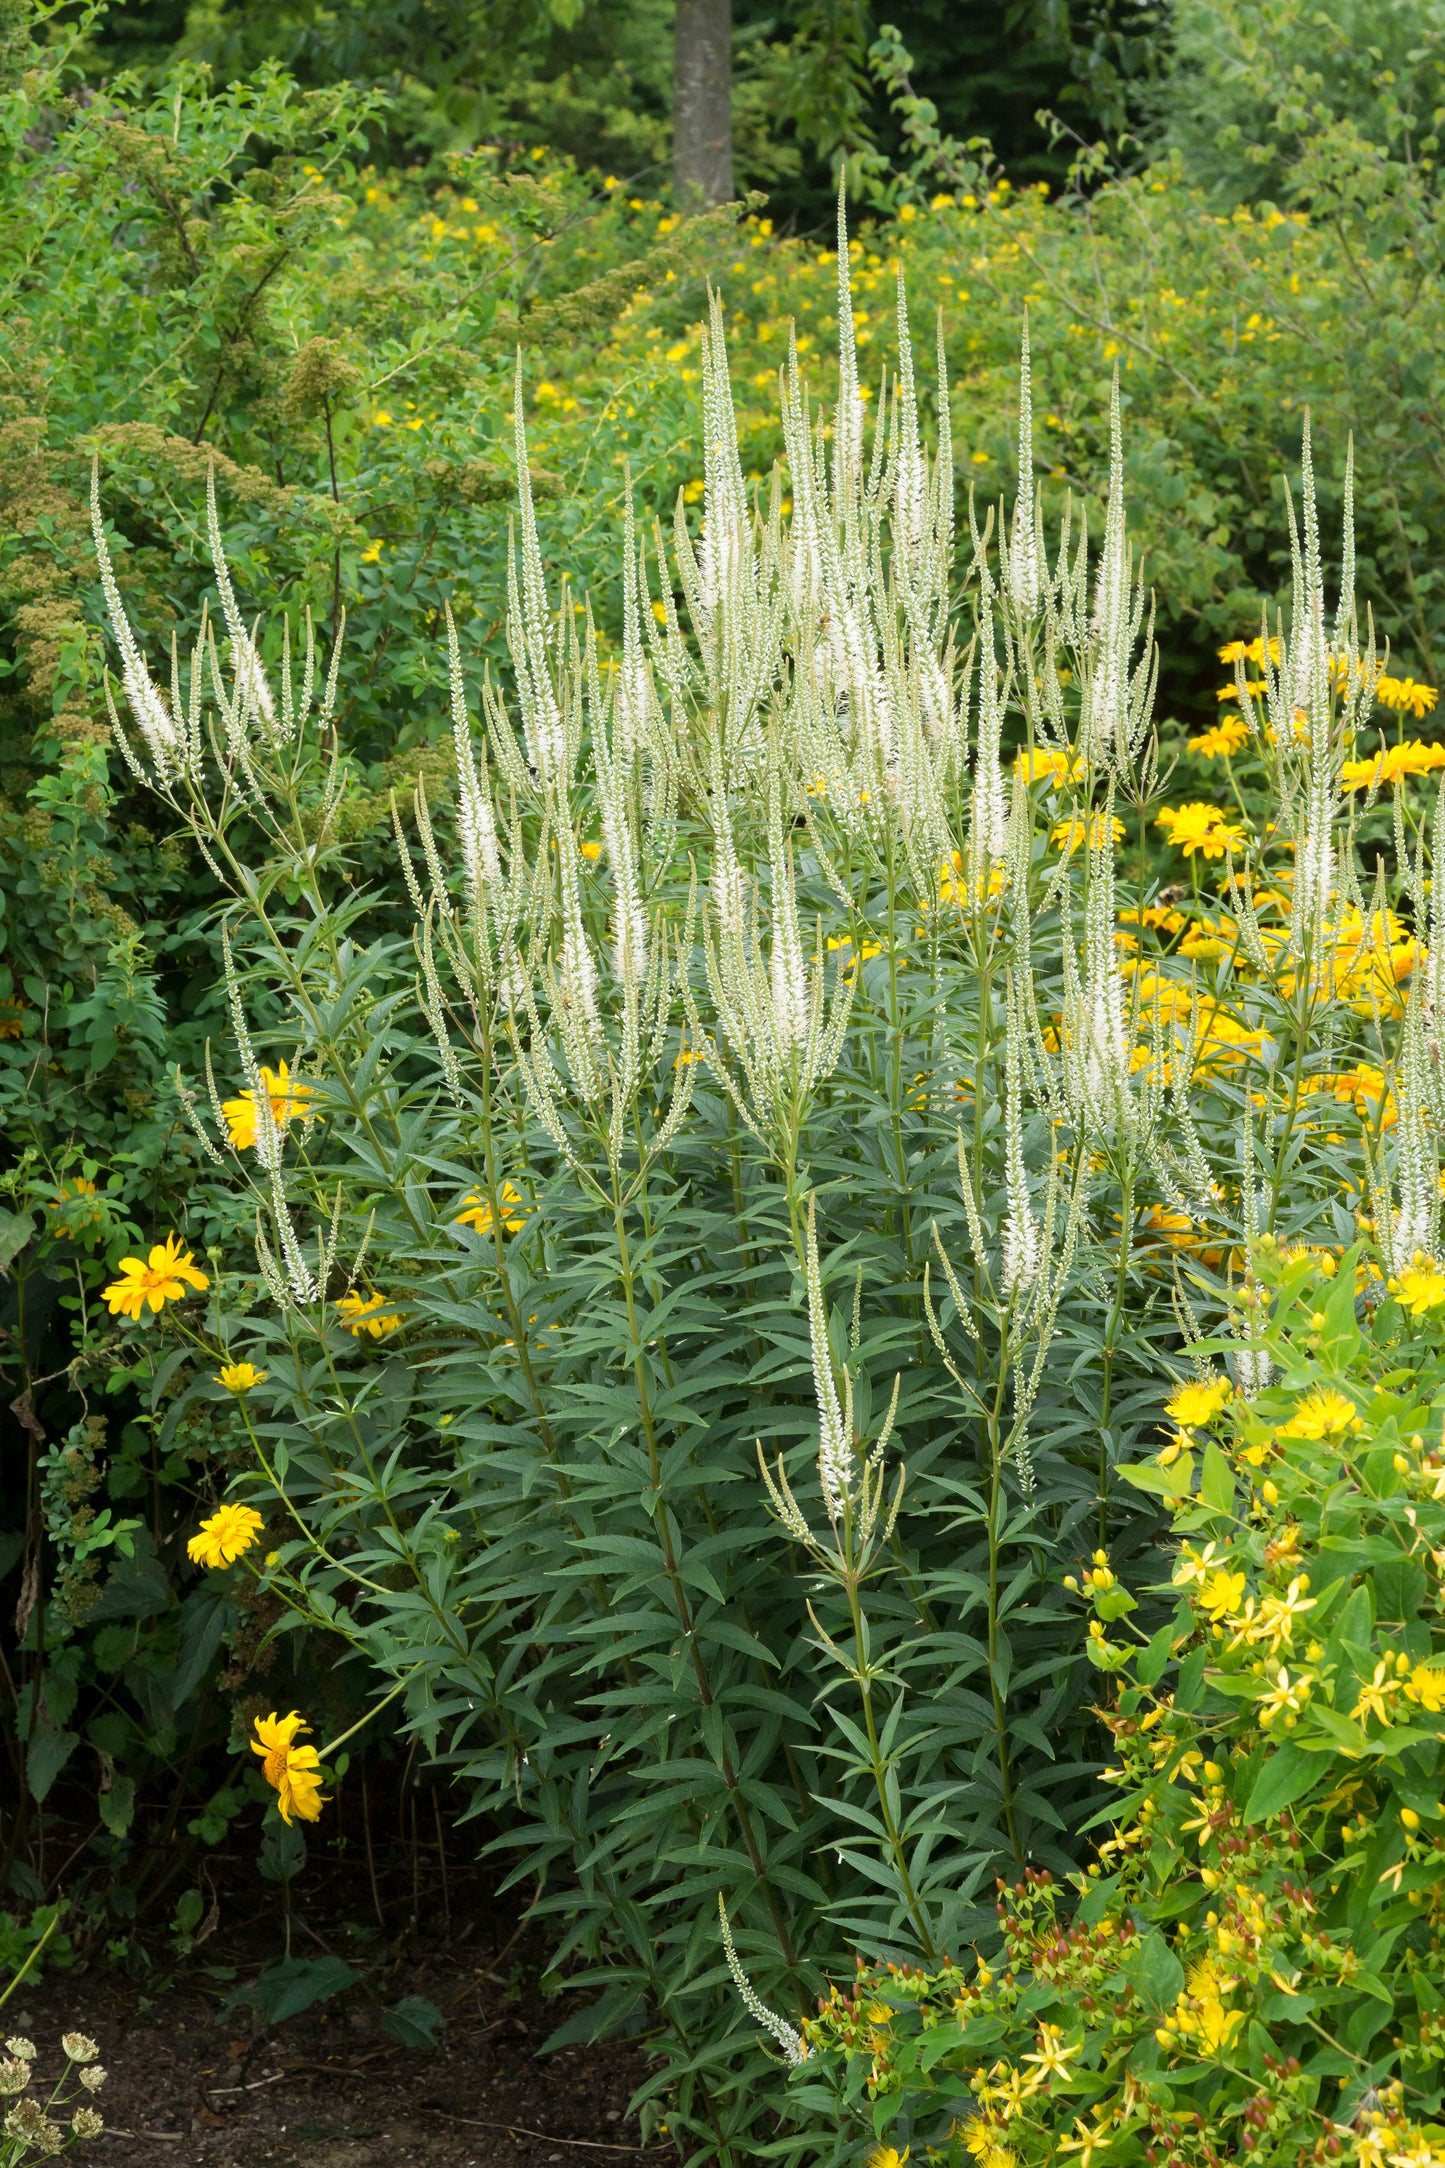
xmin=1394 ymin=1453 xmax=1411 ymax=1475
xmin=1203 ymin=1762 xmax=1223 ymax=1784
xmin=1063 ymin=1574 xmax=1079 ymax=1592
xmin=1262 ymin=1480 xmax=1279 ymax=1505
xmin=1402 ymin=1808 xmax=1422 ymax=1831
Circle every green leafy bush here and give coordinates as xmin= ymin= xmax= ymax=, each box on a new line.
xmin=1153 ymin=0 xmax=1445 ymax=207
xmin=80 ymin=150 xmax=1445 ymax=2151
xmin=0 ymin=12 xmax=755 ymax=1941
xmin=805 ymin=1235 xmax=1445 ymax=2165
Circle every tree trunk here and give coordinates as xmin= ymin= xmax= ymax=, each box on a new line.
xmin=673 ymin=0 xmax=733 ymax=210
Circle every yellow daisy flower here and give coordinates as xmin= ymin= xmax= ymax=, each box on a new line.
xmin=1155 ymin=802 xmax=1246 ymax=859
xmin=48 ymin=1175 xmax=97 ymax=1209
xmin=188 ymin=1503 xmax=265 ymax=1568
xmin=1341 ymin=740 xmax=1445 ymax=790
xmin=336 ymin=1290 xmax=403 ymax=1338
xmin=1140 ymin=1203 xmax=1194 ymax=1247
xmin=251 ymin=1711 xmax=327 ymax=1825
xmin=103 ymin=1234 xmax=209 ymax=1321
xmin=220 ymin=1062 xmax=316 ymax=1153
xmin=215 ymin=1362 xmax=268 ymax=1392
xmin=1014 ymin=746 xmax=1079 ymax=786
xmin=1188 ymin=713 xmax=1250 ymax=760
xmin=1050 ymin=811 xmax=1124 ymax=855
xmin=47 ymin=1177 xmax=104 ymax=1241
xmin=1374 ymin=675 xmax=1439 ymax=719
xmin=454 ymin=1185 xmax=531 ymax=1236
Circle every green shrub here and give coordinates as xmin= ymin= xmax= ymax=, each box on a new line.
xmin=81 ymin=162 xmax=1445 ymax=2153
xmin=1152 ymin=0 xmax=1445 ymax=207
xmin=805 ymin=1235 xmax=1445 ymax=2165
xmin=0 ymin=13 xmax=753 ymax=1941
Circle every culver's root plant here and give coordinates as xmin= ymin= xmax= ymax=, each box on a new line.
xmin=88 ymin=195 xmax=1444 ymax=2159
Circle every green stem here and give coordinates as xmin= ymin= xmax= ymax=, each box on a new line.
xmin=984 ymin=1344 xmax=1023 ymax=1860
xmin=1098 ymin=1153 xmax=1135 ymax=1549
xmin=0 ymin=1907 xmax=59 ymax=2012
xmin=609 ymin=1182 xmax=798 ymax=1973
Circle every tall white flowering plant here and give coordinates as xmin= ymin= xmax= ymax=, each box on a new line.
xmin=91 ymin=197 xmax=1434 ymax=2160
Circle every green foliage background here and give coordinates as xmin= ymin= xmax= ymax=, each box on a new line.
xmin=66 ymin=0 xmax=1166 ymax=222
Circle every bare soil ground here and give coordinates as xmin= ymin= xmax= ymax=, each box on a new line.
xmin=14 ymin=1847 xmax=658 ymax=2168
